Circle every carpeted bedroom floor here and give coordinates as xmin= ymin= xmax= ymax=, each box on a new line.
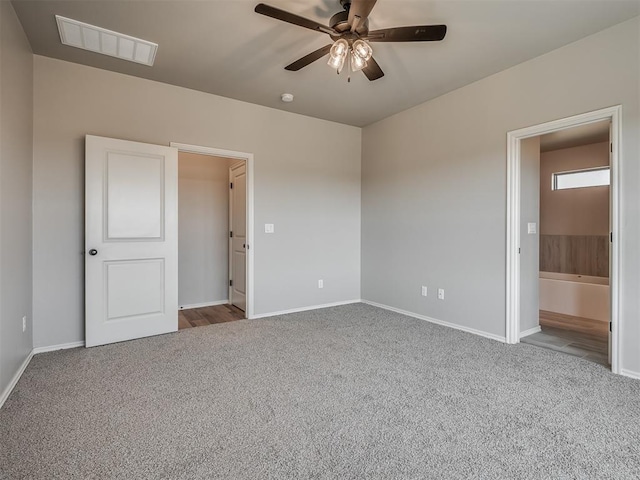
xmin=1 ymin=303 xmax=639 ymax=479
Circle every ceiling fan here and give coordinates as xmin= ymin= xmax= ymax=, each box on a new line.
xmin=254 ymin=0 xmax=447 ymax=81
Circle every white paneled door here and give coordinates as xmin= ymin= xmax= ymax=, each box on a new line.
xmin=85 ymin=135 xmax=178 ymax=347
xmin=229 ymin=163 xmax=247 ymax=312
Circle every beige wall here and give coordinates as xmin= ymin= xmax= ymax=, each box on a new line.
xmin=361 ymin=17 xmax=640 ymax=374
xmin=520 ymin=137 xmax=540 ymax=333
xmin=178 ymin=152 xmax=234 ymax=307
xmin=0 ymin=2 xmax=33 ymax=398
xmin=32 ymin=56 xmax=361 ymax=348
xmin=540 ymin=142 xmax=609 ymax=236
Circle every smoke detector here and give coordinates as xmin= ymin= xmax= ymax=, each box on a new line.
xmin=281 ymin=93 xmax=294 ymax=103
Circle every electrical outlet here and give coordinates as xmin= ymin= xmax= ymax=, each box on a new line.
xmin=437 ymin=289 xmax=445 ymax=300
xmin=22 ymin=316 xmax=27 ymax=332
xmin=421 ymin=286 xmax=428 ymax=297
xmin=318 ymin=279 xmax=324 ymax=289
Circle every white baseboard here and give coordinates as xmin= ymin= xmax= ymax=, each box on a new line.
xmin=520 ymin=326 xmax=542 ymax=338
xmin=33 ymin=341 xmax=85 ymax=354
xmin=0 ymin=350 xmax=34 ymax=410
xmin=250 ymin=299 xmax=362 ymax=319
xmin=621 ymin=369 xmax=640 ymax=381
xmin=179 ymin=300 xmax=229 ymax=310
xmin=362 ymin=299 xmax=507 ymax=343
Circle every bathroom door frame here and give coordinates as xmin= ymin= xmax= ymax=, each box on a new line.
xmin=505 ymin=105 xmax=622 ymax=374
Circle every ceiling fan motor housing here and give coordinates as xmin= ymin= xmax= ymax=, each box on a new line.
xmin=330 ymin=10 xmax=350 ymax=32
xmin=330 ymin=9 xmax=369 ymax=37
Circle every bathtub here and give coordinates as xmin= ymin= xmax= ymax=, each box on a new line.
xmin=539 ymin=272 xmax=609 ymax=322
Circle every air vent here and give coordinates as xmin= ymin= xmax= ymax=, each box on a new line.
xmin=55 ymin=15 xmax=158 ymax=66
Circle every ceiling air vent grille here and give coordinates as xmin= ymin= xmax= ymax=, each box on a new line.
xmin=55 ymin=15 xmax=158 ymax=66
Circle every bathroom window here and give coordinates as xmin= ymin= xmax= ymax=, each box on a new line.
xmin=552 ymin=166 xmax=610 ymax=190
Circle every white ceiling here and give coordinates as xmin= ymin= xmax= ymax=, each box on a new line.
xmin=11 ymin=0 xmax=640 ymax=127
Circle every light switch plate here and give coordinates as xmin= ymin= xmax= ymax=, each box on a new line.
xmin=527 ymin=222 xmax=537 ymax=234
xmin=265 ymin=223 xmax=274 ymax=234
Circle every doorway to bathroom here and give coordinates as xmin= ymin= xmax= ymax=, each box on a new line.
xmin=505 ymin=106 xmax=621 ymax=373
xmin=522 ymin=121 xmax=611 ymax=365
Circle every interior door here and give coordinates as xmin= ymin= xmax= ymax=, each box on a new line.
xmin=85 ymin=135 xmax=178 ymax=347
xmin=229 ymin=163 xmax=247 ymax=312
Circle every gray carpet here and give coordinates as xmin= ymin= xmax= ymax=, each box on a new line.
xmin=1 ymin=303 xmax=639 ymax=479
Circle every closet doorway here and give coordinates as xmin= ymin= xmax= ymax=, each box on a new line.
xmin=172 ymin=143 xmax=254 ymax=328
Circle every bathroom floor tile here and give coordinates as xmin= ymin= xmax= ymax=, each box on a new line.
xmin=521 ymin=311 xmax=609 ymax=368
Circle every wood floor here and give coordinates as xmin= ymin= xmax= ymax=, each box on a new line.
xmin=521 ymin=310 xmax=609 ymax=366
xmin=178 ymin=304 xmax=245 ymax=330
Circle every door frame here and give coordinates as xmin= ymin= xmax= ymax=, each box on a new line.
xmin=171 ymin=142 xmax=255 ymax=319
xmin=505 ymin=105 xmax=622 ymax=374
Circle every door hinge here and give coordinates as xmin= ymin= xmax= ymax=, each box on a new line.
xmin=229 ymin=279 xmax=233 ymax=287
xmin=230 ymin=231 xmax=233 ymax=238
xmin=610 ymin=322 xmax=612 ymax=332
xmin=230 ymin=182 xmax=233 ymax=189
xmin=610 ymin=232 xmax=613 ymax=243
xmin=518 ymin=247 xmax=521 ymax=254
xmin=610 ymin=143 xmax=613 ymax=153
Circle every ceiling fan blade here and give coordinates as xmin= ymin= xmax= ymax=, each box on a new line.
xmin=348 ymin=0 xmax=378 ymax=26
xmin=255 ymin=4 xmax=336 ymax=36
xmin=365 ymin=25 xmax=447 ymax=42
xmin=285 ymin=44 xmax=333 ymax=71
xmin=362 ymin=56 xmax=384 ymax=81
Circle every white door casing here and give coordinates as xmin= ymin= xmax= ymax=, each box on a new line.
xmin=506 ymin=105 xmax=621 ymax=374
xmin=229 ymin=163 xmax=247 ymax=311
xmin=85 ymin=135 xmax=178 ymax=347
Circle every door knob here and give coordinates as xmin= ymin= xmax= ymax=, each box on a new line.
xmin=88 ymin=249 xmax=98 ymax=256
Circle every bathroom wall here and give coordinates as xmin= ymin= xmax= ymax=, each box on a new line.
xmin=539 ymin=141 xmax=609 ymax=277
xmin=520 ymin=137 xmax=541 ymax=333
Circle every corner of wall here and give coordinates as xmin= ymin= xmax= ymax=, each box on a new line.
xmin=0 ymin=0 xmax=35 ymax=407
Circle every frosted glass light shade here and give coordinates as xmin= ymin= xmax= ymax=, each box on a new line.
xmin=350 ymin=52 xmax=366 ymax=72
xmin=328 ymin=39 xmax=349 ymax=73
xmin=353 ymin=40 xmax=373 ymax=61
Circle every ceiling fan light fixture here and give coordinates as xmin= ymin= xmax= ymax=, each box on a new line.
xmin=350 ymin=51 xmax=367 ymax=72
xmin=352 ymin=39 xmax=373 ymax=61
xmin=328 ymin=52 xmax=347 ymax=72
xmin=328 ymin=39 xmax=349 ymax=72
xmin=330 ymin=38 xmax=349 ymax=58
